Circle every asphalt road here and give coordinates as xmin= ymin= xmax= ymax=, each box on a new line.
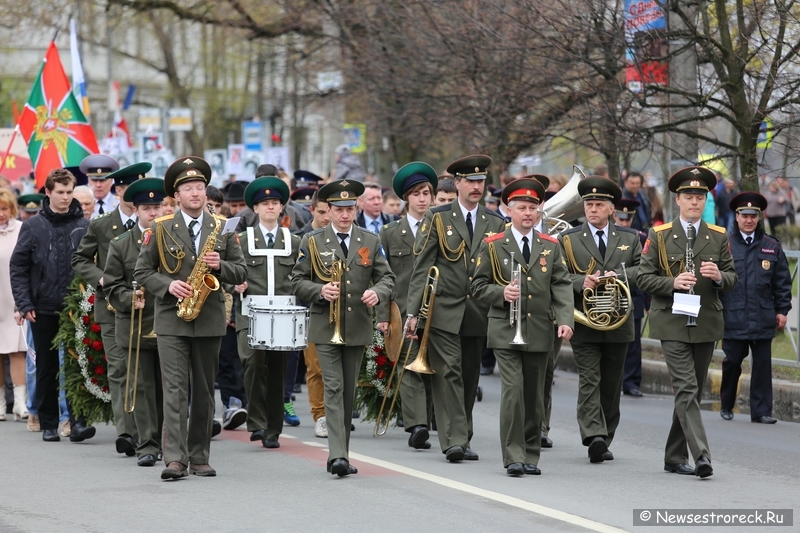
xmin=1 ymin=369 xmax=797 ymax=533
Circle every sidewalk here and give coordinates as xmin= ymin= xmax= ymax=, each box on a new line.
xmin=556 ymin=344 xmax=800 ymax=422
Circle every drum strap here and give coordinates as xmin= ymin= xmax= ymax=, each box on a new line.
xmin=247 ymin=227 xmax=292 ymax=296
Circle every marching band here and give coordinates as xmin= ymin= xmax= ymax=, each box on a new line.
xmin=13 ymin=153 xmax=747 ymax=482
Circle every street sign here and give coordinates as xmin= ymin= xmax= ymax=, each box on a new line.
xmin=317 ymin=71 xmax=343 ymax=93
xmin=343 ymin=123 xmax=366 ymax=154
xmin=137 ymin=108 xmax=161 ymax=131
xmin=242 ymin=121 xmax=263 ymax=152
xmin=757 ymin=118 xmax=774 ymax=149
xmin=168 ymin=108 xmax=193 ymax=131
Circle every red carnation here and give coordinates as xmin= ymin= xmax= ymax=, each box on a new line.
xmin=375 ymin=355 xmax=388 ymax=367
xmin=374 ymin=346 xmax=383 ymax=354
xmin=389 ymin=360 xmax=396 ymax=367
xmin=82 ymin=315 xmax=90 ymax=324
xmin=88 ymin=356 xmax=94 ymax=363
xmin=91 ymin=377 xmax=98 ymax=384
xmin=94 ymin=365 xmax=105 ymax=376
xmin=376 ymin=369 xmax=385 ymax=380
xmin=88 ymin=294 xmax=95 ymax=305
xmin=82 ymin=337 xmax=91 ymax=345
xmin=102 ymin=386 xmax=109 ymax=393
xmin=91 ymin=340 xmax=103 ymax=351
xmin=90 ymin=323 xmax=101 ymax=333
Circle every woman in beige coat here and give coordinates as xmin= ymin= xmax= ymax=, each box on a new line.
xmin=0 ymin=188 xmax=28 ymax=421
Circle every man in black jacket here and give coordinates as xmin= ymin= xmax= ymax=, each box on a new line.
xmin=10 ymin=168 xmax=95 ymax=443
xmin=719 ymin=192 xmax=791 ymax=424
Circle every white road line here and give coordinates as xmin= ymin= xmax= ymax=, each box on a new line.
xmin=281 ymin=434 xmax=297 ymax=439
xmin=302 ymin=441 xmax=328 ymax=448
xmin=349 ymin=452 xmax=629 ymax=533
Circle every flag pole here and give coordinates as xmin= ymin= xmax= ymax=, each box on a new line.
xmin=0 ymin=125 xmax=20 ymax=175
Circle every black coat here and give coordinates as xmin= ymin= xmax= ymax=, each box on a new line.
xmin=355 ymin=211 xmax=399 ymax=232
xmin=10 ymin=198 xmax=88 ymax=316
xmin=720 ymin=225 xmax=792 ymax=340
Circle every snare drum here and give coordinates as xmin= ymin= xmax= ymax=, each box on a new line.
xmin=246 ymin=300 xmax=309 ymax=351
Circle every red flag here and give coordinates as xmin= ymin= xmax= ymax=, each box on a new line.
xmin=18 ymin=42 xmax=99 ymax=188
xmin=107 ymin=110 xmax=132 ymax=150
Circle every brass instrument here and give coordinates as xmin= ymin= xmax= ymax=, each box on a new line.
xmin=509 ymin=252 xmax=525 ymax=345
xmin=328 ymin=259 xmax=345 ymax=344
xmin=540 ymin=165 xmax=587 ymax=235
xmin=573 ymin=262 xmax=632 ymax=331
xmin=374 ymin=267 xmax=437 ymax=437
xmin=176 ymin=207 xmax=221 ymax=321
xmin=124 ymin=282 xmax=157 ymax=413
xmin=685 ymin=221 xmax=698 ymax=327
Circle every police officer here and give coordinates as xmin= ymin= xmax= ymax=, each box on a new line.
xmin=614 ymin=199 xmax=650 ymax=397
xmin=559 ymin=177 xmax=641 ymax=463
xmin=72 ymin=160 xmax=146 ymax=457
xmin=234 ymin=177 xmax=302 ymax=448
xmin=134 ymin=157 xmax=246 ymax=480
xmin=471 ymin=177 xmax=574 ymax=476
xmin=291 ymin=179 xmax=395 ymax=476
xmin=637 ymin=167 xmax=737 ymax=479
xmin=406 ymin=155 xmax=506 ymax=462
xmin=719 ymin=192 xmax=791 ymax=424
xmin=381 ymin=162 xmax=437 ymax=450
xmin=104 ymin=177 xmax=166 ymax=467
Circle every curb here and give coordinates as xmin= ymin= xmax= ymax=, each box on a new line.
xmin=556 ymin=345 xmax=800 ymax=423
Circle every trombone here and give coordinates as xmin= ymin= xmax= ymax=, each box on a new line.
xmin=329 ymin=259 xmax=345 ymax=344
xmin=124 ymin=281 xmax=156 ymax=413
xmin=509 ymin=252 xmax=525 ymax=345
xmin=374 ymin=266 xmax=438 ymax=437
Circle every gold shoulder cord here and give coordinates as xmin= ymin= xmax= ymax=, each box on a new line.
xmin=488 ymin=242 xmax=509 ymax=285
xmin=308 ymin=236 xmax=333 ymax=282
xmin=562 ymin=234 xmax=596 ymax=275
xmin=656 ymin=231 xmax=683 ymax=277
xmin=156 ymin=221 xmax=185 ymax=274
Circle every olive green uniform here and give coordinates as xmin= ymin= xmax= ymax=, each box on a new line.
xmin=104 ymin=225 xmax=163 ymax=458
xmin=637 ymin=219 xmax=736 ymax=464
xmin=235 ymin=227 xmax=301 ymax=441
xmin=559 ymin=222 xmax=642 ymax=448
xmin=291 ymin=224 xmax=394 ymax=462
xmin=133 ymin=210 xmax=246 ymax=468
xmin=381 ymin=216 xmax=432 ymax=431
xmin=471 ymin=228 xmax=573 ymax=467
xmin=72 ymin=207 xmax=138 ymax=439
xmin=407 ymin=200 xmax=506 ymax=452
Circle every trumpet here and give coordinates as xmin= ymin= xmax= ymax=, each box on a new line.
xmin=329 ymin=259 xmax=345 ymax=344
xmin=374 ymin=267 xmax=437 ymax=437
xmin=509 ymin=252 xmax=525 ymax=345
xmin=124 ymin=282 xmax=156 ymax=413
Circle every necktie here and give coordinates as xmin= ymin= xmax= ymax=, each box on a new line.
xmin=522 ymin=236 xmax=531 ymax=264
xmin=746 ymin=236 xmax=753 ymax=245
xmin=188 ymin=220 xmax=199 ymax=255
xmin=124 ymin=219 xmax=135 ymax=231
xmin=267 ymin=232 xmax=275 ymax=249
xmin=337 ymin=232 xmax=349 ymax=258
xmin=596 ymin=229 xmax=606 ymax=258
xmin=413 ymin=220 xmax=420 ymax=237
xmin=466 ymin=212 xmax=474 ymax=241
xmin=371 ymin=220 xmax=381 ymax=234
xmin=97 ymin=199 xmax=104 ymax=215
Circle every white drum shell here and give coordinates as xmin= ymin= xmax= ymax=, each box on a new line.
xmin=247 ymin=302 xmax=309 ymax=351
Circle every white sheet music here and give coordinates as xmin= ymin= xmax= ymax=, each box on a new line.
xmin=672 ymin=293 xmax=701 ymax=317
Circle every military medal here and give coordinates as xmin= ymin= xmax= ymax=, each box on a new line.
xmin=446 ymin=225 xmax=453 ymax=236
xmin=540 ymin=257 xmax=547 ymax=272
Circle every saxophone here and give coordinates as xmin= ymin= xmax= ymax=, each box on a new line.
xmin=176 ymin=208 xmax=221 ymax=321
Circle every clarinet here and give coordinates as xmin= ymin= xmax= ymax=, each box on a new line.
xmin=685 ymin=221 xmax=697 ymax=327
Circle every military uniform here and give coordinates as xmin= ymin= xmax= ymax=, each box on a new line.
xmin=380 ymin=162 xmax=438 ymax=448
xmin=406 ymin=155 xmax=506 ymax=460
xmin=133 ymin=157 xmax=247 ymax=478
xmin=636 ymin=167 xmax=737 ymax=478
xmin=471 ymin=178 xmax=573 ymax=474
xmin=235 ymin=177 xmax=302 ymax=447
xmin=558 ymin=177 xmax=641 ymax=462
xmin=103 ymin=177 xmax=166 ymax=466
xmin=291 ymin=180 xmax=395 ymax=476
xmin=71 ymin=159 xmax=144 ymax=454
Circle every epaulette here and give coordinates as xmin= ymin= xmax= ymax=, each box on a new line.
xmin=238 ymin=230 xmax=247 ymax=239
xmin=383 ymin=220 xmax=401 ymax=231
xmin=155 ymin=214 xmax=174 ymax=224
xmin=505 ymin=221 xmax=512 ymax=228
xmin=707 ymin=223 xmax=726 ymax=234
xmin=561 ymin=226 xmax=582 ymax=236
xmin=653 ymin=222 xmax=672 ymax=232
xmin=112 ymin=231 xmax=132 ymax=242
xmin=430 ymin=204 xmax=451 ymax=214
xmin=485 ymin=232 xmax=505 ymax=244
xmin=615 ymin=226 xmax=638 ymax=236
xmin=764 ymin=233 xmax=781 ymax=244
xmin=93 ymin=212 xmax=111 ymax=222
xmin=539 ymin=233 xmax=558 ymax=244
xmin=360 ymin=227 xmax=379 ymax=237
xmin=484 ymin=209 xmax=505 ymax=221
xmin=307 ymin=227 xmax=325 ymax=237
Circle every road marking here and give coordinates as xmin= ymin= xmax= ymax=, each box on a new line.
xmin=302 ymin=441 xmax=327 ymax=448
xmin=349 ymin=452 xmax=629 ymax=533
